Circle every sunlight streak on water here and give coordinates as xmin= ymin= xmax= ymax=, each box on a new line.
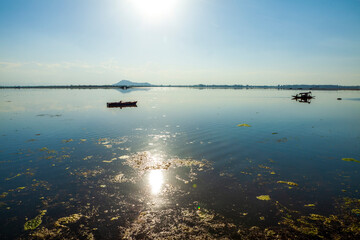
xmin=148 ymin=169 xmax=164 ymax=194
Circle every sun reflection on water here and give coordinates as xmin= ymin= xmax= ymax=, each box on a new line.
xmin=148 ymin=169 xmax=164 ymax=195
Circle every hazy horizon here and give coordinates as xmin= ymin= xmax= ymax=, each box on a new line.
xmin=1 ymin=0 xmax=360 ymax=86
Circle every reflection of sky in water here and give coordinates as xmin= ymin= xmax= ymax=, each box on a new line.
xmin=0 ymin=88 xmax=360 ymax=239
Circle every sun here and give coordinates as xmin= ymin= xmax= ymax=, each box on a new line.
xmin=130 ymin=0 xmax=179 ymax=22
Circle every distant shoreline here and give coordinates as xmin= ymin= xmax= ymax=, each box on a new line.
xmin=0 ymin=85 xmax=359 ymax=90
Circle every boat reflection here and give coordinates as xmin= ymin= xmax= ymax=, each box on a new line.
xmin=292 ymin=97 xmax=312 ymax=104
xmin=148 ymin=169 xmax=164 ymax=195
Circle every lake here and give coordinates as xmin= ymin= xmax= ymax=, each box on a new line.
xmin=0 ymin=88 xmax=360 ymax=239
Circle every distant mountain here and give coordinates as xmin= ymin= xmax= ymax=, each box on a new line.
xmin=113 ymin=80 xmax=152 ymax=87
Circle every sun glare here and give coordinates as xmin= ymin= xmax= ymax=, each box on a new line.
xmin=148 ymin=169 xmax=164 ymax=194
xmin=130 ymin=0 xmax=179 ymax=22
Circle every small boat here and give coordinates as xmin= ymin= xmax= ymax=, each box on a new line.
xmin=292 ymin=91 xmax=314 ymax=99
xmin=107 ymin=101 xmax=137 ymax=108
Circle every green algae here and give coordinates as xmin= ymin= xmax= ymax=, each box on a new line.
xmin=54 ymin=213 xmax=82 ymax=228
xmin=351 ymin=209 xmax=360 ymax=215
xmin=304 ymin=204 xmax=316 ymax=207
xmin=5 ymin=173 xmax=23 ymax=181
xmin=256 ymin=195 xmax=271 ymax=201
xmin=237 ymin=123 xmax=251 ymax=127
xmin=258 ymin=165 xmax=271 ymax=169
xmin=277 ymin=181 xmax=298 ymax=186
xmin=281 ymin=217 xmax=319 ymax=236
xmin=83 ymin=155 xmax=93 ymax=160
xmin=342 ymin=158 xmax=360 ymax=163
xmin=10 ymin=169 xmax=34 ymax=180
xmin=24 ymin=210 xmax=46 ymax=231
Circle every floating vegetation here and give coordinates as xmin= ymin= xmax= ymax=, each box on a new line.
xmin=73 ymin=169 xmax=103 ymax=178
xmin=5 ymin=173 xmax=23 ymax=181
xmin=102 ymin=157 xmax=118 ymax=163
xmin=176 ymin=175 xmax=189 ymax=184
xmin=351 ymin=209 xmax=360 ymax=215
xmin=102 ymin=156 xmax=128 ymax=163
xmin=54 ymin=213 xmax=83 ymax=228
xmin=30 ymin=227 xmax=62 ymax=239
xmin=0 ymin=192 xmax=8 ymax=198
xmin=258 ymin=165 xmax=271 ymax=169
xmin=272 ymin=132 xmax=278 ymax=134
xmin=31 ymin=180 xmax=51 ymax=191
xmin=277 ymin=181 xmax=299 ymax=186
xmin=256 ymin=195 xmax=271 ymax=201
xmin=123 ymin=152 xmax=211 ymax=174
xmin=112 ymin=173 xmax=133 ymax=183
xmin=237 ymin=123 xmax=251 ymax=127
xmin=24 ymin=210 xmax=46 ymax=231
xmin=270 ymin=171 xmax=276 ymax=174
xmin=80 ymin=139 xmax=87 ymax=142
xmin=83 ymin=155 xmax=93 ymax=161
xmin=304 ymin=204 xmax=316 ymax=207
xmin=62 ymin=139 xmax=73 ymax=143
xmin=277 ymin=137 xmax=288 ymax=143
xmin=39 ymin=147 xmax=49 ymax=152
xmin=276 ymin=197 xmax=360 ymax=238
xmin=342 ymin=158 xmax=360 ymax=163
xmin=197 ymin=209 xmax=215 ymax=221
xmin=121 ymin=208 xmax=238 ymax=239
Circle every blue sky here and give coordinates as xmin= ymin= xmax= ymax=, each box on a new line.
xmin=0 ymin=0 xmax=359 ymax=86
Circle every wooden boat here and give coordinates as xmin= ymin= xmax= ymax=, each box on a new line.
xmin=107 ymin=101 xmax=137 ymax=108
xmin=292 ymin=91 xmax=314 ymax=99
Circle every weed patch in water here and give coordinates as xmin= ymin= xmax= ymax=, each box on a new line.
xmin=342 ymin=158 xmax=360 ymax=163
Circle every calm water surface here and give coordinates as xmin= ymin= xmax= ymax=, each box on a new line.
xmin=0 ymin=88 xmax=360 ymax=239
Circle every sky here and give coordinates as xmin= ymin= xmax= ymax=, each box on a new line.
xmin=0 ymin=0 xmax=359 ymax=86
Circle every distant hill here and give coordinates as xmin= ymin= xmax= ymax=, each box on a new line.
xmin=113 ymin=80 xmax=152 ymax=87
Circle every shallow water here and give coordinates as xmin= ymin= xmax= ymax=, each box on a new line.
xmin=0 ymin=88 xmax=360 ymax=239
